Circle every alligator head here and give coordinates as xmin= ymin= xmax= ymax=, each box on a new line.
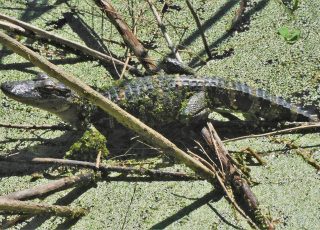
xmin=1 ymin=73 xmax=83 ymax=128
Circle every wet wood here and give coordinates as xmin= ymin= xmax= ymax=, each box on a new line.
xmin=0 ymin=173 xmax=95 ymax=200
xmin=0 ymin=198 xmax=87 ymax=218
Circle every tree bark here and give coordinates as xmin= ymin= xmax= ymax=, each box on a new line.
xmin=0 ymin=199 xmax=86 ymax=218
xmin=0 ymin=173 xmax=95 ymax=200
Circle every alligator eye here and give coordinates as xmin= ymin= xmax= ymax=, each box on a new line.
xmin=37 ymin=85 xmax=57 ymax=96
xmin=35 ymin=73 xmax=49 ymax=80
xmin=44 ymin=86 xmax=54 ymax=90
xmin=41 ymin=86 xmax=55 ymax=93
xmin=59 ymin=88 xmax=71 ymax=96
xmin=37 ymin=84 xmax=71 ymax=97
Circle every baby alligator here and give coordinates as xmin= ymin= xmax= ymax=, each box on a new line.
xmin=1 ymin=73 xmax=318 ymax=130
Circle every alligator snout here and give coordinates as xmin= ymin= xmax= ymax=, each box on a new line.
xmin=0 ymin=80 xmax=39 ymax=102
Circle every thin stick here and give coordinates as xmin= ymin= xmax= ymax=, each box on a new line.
xmin=0 ymin=13 xmax=141 ymax=76
xmin=223 ymin=123 xmax=320 ymax=143
xmin=228 ymin=0 xmax=248 ymax=31
xmin=119 ymin=52 xmax=131 ymax=79
xmin=1 ymin=157 xmax=199 ymax=180
xmin=0 ymin=20 xmax=28 ymax=34
xmin=202 ymin=128 xmax=258 ymax=228
xmin=119 ymin=7 xmax=138 ymax=79
xmin=146 ymin=0 xmax=182 ymax=62
xmin=0 ymin=173 xmax=95 ymax=200
xmin=95 ymin=151 xmax=102 ymax=169
xmin=0 ymin=122 xmax=71 ymax=131
xmin=185 ymin=0 xmax=212 ymax=59
xmin=241 ymin=147 xmax=266 ymax=165
xmin=0 ymin=198 xmax=86 ymax=218
xmin=0 ymin=31 xmax=216 ymax=182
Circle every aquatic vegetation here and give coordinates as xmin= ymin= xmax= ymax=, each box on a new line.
xmin=278 ymin=26 xmax=300 ymax=44
xmin=66 ymin=126 xmax=108 ymax=161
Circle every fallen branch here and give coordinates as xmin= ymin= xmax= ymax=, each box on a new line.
xmin=94 ymin=0 xmax=158 ymax=73
xmin=201 ymin=123 xmax=274 ymax=229
xmin=0 ymin=198 xmax=87 ymax=218
xmin=0 ymin=31 xmax=216 ymax=182
xmin=1 ymin=157 xmax=199 ymax=180
xmin=0 ymin=13 xmax=142 ymax=76
xmin=0 ymin=122 xmax=71 ymax=131
xmin=0 ymin=173 xmax=96 ymax=200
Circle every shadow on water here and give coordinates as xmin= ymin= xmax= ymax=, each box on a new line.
xmin=0 ymin=0 xmax=67 ymax=61
xmin=0 ymin=130 xmax=83 ymax=177
xmin=151 ymin=190 xmax=242 ymax=229
xmin=0 ymin=57 xmax=90 ymax=75
xmin=20 ymin=183 xmax=94 ymax=230
xmin=188 ymin=0 xmax=270 ymax=67
xmin=63 ymin=3 xmax=124 ymax=77
xmin=179 ymin=0 xmax=238 ymax=49
xmin=63 ymin=6 xmax=109 ymax=54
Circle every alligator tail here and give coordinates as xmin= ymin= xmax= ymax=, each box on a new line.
xmin=176 ymin=76 xmax=319 ymax=122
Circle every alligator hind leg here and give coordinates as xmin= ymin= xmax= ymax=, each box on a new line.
xmin=179 ymin=91 xmax=210 ymax=125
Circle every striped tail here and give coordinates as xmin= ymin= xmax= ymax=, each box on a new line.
xmin=175 ymin=76 xmax=319 ymax=122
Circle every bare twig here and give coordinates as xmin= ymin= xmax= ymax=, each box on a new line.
xmin=0 ymin=122 xmax=71 ymax=131
xmin=119 ymin=7 xmax=139 ymax=79
xmin=0 ymin=13 xmax=142 ymax=76
xmin=0 ymin=173 xmax=96 ymax=200
xmin=146 ymin=0 xmax=182 ymax=62
xmin=0 ymin=198 xmax=87 ymax=218
xmin=95 ymin=151 xmax=102 ymax=169
xmin=94 ymin=0 xmax=158 ymax=73
xmin=119 ymin=52 xmax=131 ymax=79
xmin=202 ymin=125 xmax=257 ymax=225
xmin=0 ymin=31 xmax=216 ymax=181
xmin=0 ymin=20 xmax=28 ymax=35
xmin=228 ymin=0 xmax=248 ymax=31
xmin=185 ymin=0 xmax=212 ymax=59
xmin=224 ymin=123 xmax=320 ymax=143
xmin=187 ymin=150 xmax=216 ymax=173
xmin=1 ymin=157 xmax=199 ymax=180
xmin=241 ymin=147 xmax=266 ymax=165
